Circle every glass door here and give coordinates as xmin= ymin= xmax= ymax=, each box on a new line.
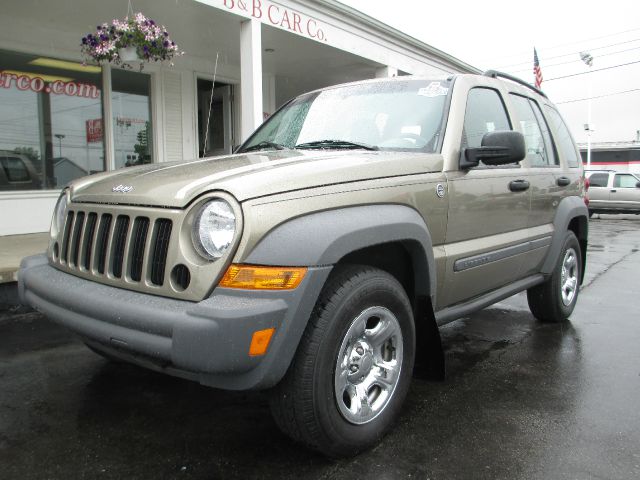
xmin=197 ymin=80 xmax=232 ymax=157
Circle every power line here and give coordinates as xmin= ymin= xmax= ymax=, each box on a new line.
xmin=488 ymin=27 xmax=640 ymax=64
xmin=545 ymin=59 xmax=640 ymax=81
xmin=555 ymin=87 xmax=640 ymax=104
xmin=510 ymin=46 xmax=640 ymax=74
xmin=497 ymin=38 xmax=640 ymax=69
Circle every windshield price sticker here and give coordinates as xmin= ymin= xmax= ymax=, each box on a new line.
xmin=418 ymin=82 xmax=449 ymax=97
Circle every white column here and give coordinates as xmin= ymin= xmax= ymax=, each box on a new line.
xmin=375 ymin=66 xmax=398 ymax=78
xmin=240 ymin=19 xmax=263 ymax=142
xmin=101 ymin=65 xmax=115 ymax=171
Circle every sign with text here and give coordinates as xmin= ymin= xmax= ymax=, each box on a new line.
xmin=86 ymin=119 xmax=103 ymax=143
xmin=214 ymin=0 xmax=329 ymax=42
xmin=0 ymin=71 xmax=100 ymax=99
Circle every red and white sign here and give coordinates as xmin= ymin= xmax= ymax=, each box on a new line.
xmin=86 ymin=119 xmax=103 ymax=143
xmin=0 ymin=71 xmax=100 ymax=99
xmin=221 ymin=0 xmax=328 ymax=42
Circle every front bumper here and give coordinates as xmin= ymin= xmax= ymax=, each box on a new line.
xmin=19 ymin=254 xmax=331 ymax=390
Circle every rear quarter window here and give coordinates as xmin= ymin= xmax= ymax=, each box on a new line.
xmin=544 ymin=106 xmax=581 ymax=168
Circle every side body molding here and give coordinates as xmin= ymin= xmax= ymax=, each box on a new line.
xmin=245 ymin=204 xmax=437 ymax=303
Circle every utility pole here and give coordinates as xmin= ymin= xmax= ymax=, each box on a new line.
xmin=580 ymin=52 xmax=594 ymax=168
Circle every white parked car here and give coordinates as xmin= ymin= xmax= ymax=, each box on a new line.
xmin=585 ymin=170 xmax=640 ymax=216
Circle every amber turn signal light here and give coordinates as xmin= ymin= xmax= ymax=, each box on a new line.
xmin=249 ymin=328 xmax=275 ymax=356
xmin=219 ymin=264 xmax=307 ymax=290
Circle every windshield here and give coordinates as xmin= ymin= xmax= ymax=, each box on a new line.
xmin=239 ymin=79 xmax=451 ymax=153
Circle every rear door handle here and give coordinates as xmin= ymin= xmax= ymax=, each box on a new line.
xmin=556 ymin=176 xmax=571 ymax=187
xmin=509 ymin=180 xmax=530 ymax=192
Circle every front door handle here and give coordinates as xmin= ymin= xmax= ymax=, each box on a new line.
xmin=509 ymin=179 xmax=530 ymax=192
xmin=557 ymin=176 xmax=571 ymax=187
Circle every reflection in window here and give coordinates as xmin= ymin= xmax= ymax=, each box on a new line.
xmin=510 ymin=94 xmax=556 ymax=166
xmin=111 ymin=69 xmax=153 ymax=168
xmin=0 ymin=49 xmax=104 ymax=190
xmin=544 ymin=106 xmax=581 ymax=168
xmin=462 ymin=88 xmax=511 ymax=149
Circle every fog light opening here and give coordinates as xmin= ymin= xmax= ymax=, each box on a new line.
xmin=170 ymin=264 xmax=191 ymax=292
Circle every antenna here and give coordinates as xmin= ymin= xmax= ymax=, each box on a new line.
xmin=202 ymin=52 xmax=220 ymax=158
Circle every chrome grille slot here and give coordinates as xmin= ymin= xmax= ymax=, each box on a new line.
xmin=60 ymin=211 xmax=74 ymax=263
xmin=70 ymin=212 xmax=85 ymax=267
xmin=82 ymin=213 xmax=98 ymax=271
xmin=129 ymin=217 xmax=150 ymax=282
xmin=111 ymin=215 xmax=130 ymax=278
xmin=96 ymin=214 xmax=113 ymax=275
xmin=151 ymin=219 xmax=172 ymax=286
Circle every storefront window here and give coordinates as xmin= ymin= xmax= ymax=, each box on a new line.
xmin=0 ymin=49 xmax=104 ymax=191
xmin=111 ymin=69 xmax=153 ymax=168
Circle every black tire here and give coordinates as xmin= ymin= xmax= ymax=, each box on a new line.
xmin=270 ymin=265 xmax=415 ymax=457
xmin=527 ymin=231 xmax=581 ymax=322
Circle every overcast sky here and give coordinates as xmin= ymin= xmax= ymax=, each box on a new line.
xmin=339 ymin=0 xmax=640 ymax=145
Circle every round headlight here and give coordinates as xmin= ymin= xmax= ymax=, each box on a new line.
xmin=53 ymin=191 xmax=69 ymax=234
xmin=193 ymin=199 xmax=236 ymax=260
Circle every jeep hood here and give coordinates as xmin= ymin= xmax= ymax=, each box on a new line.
xmin=69 ymin=150 xmax=443 ymax=208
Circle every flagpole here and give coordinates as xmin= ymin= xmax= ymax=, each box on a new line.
xmin=580 ymin=52 xmax=594 ymax=168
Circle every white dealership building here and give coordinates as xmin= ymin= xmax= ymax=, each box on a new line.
xmin=0 ymin=0 xmax=476 ymax=245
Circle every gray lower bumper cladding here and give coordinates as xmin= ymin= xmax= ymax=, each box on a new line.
xmin=18 ymin=255 xmax=331 ymax=390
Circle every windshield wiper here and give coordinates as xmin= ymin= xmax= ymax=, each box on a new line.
xmin=241 ymin=141 xmax=289 ymax=153
xmin=295 ymin=139 xmax=379 ymax=151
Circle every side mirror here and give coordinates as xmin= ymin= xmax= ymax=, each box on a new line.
xmin=460 ymin=130 xmax=526 ymax=169
xmin=636 ymin=181 xmax=640 ymax=188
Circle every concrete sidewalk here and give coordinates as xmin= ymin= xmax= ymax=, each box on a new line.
xmin=0 ymin=233 xmax=48 ymax=283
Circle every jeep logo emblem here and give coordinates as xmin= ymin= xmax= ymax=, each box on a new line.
xmin=112 ymin=184 xmax=133 ymax=193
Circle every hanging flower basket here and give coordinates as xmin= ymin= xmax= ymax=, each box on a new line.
xmin=81 ymin=12 xmax=183 ymax=68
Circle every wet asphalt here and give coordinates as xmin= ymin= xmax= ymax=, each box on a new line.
xmin=1 ymin=214 xmax=639 ymax=480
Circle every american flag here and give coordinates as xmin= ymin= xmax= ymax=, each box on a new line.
xmin=533 ymin=48 xmax=543 ymax=89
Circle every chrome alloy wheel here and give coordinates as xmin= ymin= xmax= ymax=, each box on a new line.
xmin=334 ymin=306 xmax=403 ymax=425
xmin=561 ymin=247 xmax=579 ymax=306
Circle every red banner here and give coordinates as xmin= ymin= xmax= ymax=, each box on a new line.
xmin=86 ymin=119 xmax=103 ymax=143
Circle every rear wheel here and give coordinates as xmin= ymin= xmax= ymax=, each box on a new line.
xmin=270 ymin=265 xmax=415 ymax=457
xmin=527 ymin=231 xmax=581 ymax=322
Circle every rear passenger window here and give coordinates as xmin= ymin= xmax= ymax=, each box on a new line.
xmin=614 ymin=174 xmax=639 ymax=188
xmin=510 ymin=94 xmax=557 ymax=166
xmin=588 ymin=173 xmax=609 ymax=187
xmin=544 ymin=106 xmax=581 ymax=168
xmin=0 ymin=156 xmax=31 ymax=182
xmin=462 ymin=88 xmax=511 ymax=149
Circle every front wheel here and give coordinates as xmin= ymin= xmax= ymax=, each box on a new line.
xmin=270 ymin=265 xmax=415 ymax=457
xmin=527 ymin=231 xmax=582 ymax=322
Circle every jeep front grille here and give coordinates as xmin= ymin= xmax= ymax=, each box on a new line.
xmin=58 ymin=209 xmax=172 ymax=287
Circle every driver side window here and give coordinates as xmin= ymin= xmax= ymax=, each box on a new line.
xmin=462 ymin=88 xmax=511 ymax=149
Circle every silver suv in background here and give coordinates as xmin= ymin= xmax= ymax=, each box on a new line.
xmin=585 ymin=170 xmax=640 ymax=216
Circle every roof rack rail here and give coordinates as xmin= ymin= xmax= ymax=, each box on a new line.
xmin=483 ymin=70 xmax=547 ymax=98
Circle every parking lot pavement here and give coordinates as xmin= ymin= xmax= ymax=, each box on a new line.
xmin=1 ymin=215 xmax=639 ymax=480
